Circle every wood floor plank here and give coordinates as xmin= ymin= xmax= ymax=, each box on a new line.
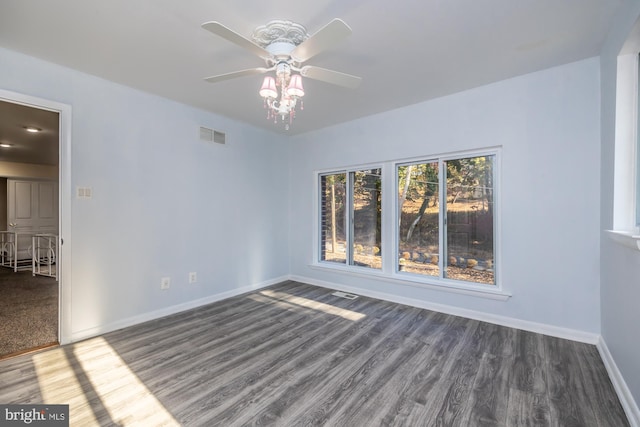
xmin=427 ymin=320 xmax=484 ymax=426
xmin=403 ymin=318 xmax=482 ymax=426
xmin=169 ymin=294 xmax=384 ymax=424
xmin=544 ymin=335 xmax=597 ymax=426
xmin=118 ymin=285 xmax=344 ymax=391
xmin=288 ymin=308 xmax=438 ymax=426
xmin=507 ymin=389 xmax=550 ymax=427
xmin=0 ymin=281 xmax=629 ymax=426
xmin=459 ymin=352 xmax=510 ymax=427
xmin=571 ymin=340 xmax=630 ymax=427
xmin=196 ymin=298 xmax=413 ymax=426
xmin=456 ymin=322 xmax=514 ymax=427
xmin=480 ymin=322 xmax=517 ymax=359
xmin=506 ymin=330 xmax=551 ymax=426
xmin=335 ymin=313 xmax=477 ymax=426
xmin=511 ymin=330 xmax=548 ymax=395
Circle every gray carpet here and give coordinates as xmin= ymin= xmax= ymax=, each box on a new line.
xmin=0 ymin=267 xmax=58 ymax=358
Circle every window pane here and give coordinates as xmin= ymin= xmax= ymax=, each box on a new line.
xmin=320 ymin=173 xmax=346 ymax=264
xmin=444 ymin=155 xmax=495 ymax=285
xmin=352 ymin=169 xmax=382 ymax=269
xmin=398 ymin=162 xmax=440 ymax=276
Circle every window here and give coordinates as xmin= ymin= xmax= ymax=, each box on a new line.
xmin=316 ymin=151 xmax=499 ymax=292
xmin=320 ymin=168 xmax=382 ymax=269
xmin=398 ymin=154 xmax=496 ymax=285
xmin=611 ymin=52 xmax=640 ymax=240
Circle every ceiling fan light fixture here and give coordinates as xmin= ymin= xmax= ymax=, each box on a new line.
xmin=259 ymin=76 xmax=277 ymax=99
xmin=203 ymin=18 xmax=359 ymax=130
xmin=287 ymin=74 xmax=305 ymax=98
xmin=260 ymin=71 xmax=303 ymax=128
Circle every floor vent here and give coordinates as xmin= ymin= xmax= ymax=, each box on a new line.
xmin=331 ymin=291 xmax=359 ymax=300
xmin=200 ymin=126 xmax=226 ymax=144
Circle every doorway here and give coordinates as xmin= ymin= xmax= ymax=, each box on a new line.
xmin=0 ymin=94 xmax=69 ymax=358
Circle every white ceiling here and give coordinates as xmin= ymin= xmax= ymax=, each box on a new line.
xmin=0 ymin=0 xmax=626 ymax=136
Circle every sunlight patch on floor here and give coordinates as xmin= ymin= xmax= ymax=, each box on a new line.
xmin=73 ymin=337 xmax=180 ymax=426
xmin=33 ymin=347 xmax=99 ymax=426
xmin=34 ymin=337 xmax=180 ymax=426
xmin=259 ymin=289 xmax=366 ymax=321
xmin=248 ymin=293 xmax=304 ymax=311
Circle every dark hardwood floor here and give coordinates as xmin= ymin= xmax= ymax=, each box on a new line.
xmin=0 ymin=281 xmax=629 ymax=426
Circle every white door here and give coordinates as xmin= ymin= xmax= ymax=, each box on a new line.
xmin=7 ymin=179 xmax=58 ymax=260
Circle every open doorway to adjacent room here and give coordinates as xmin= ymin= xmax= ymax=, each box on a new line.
xmin=0 ymin=99 xmax=60 ymax=359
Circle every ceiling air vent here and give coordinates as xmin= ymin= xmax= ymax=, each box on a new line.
xmin=200 ymin=126 xmax=226 ymax=145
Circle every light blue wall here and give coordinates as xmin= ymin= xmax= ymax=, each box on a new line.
xmin=0 ymin=47 xmax=290 ymax=339
xmin=600 ymin=0 xmax=640 ymax=412
xmin=290 ymin=57 xmax=602 ymax=334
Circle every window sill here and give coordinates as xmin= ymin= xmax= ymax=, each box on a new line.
xmin=606 ymin=230 xmax=640 ymax=250
xmin=309 ymin=263 xmax=511 ymax=301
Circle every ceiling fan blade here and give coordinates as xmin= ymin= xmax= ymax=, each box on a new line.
xmin=300 ymin=66 xmax=362 ymax=89
xmin=202 ymin=21 xmax=271 ymax=60
xmin=204 ymin=67 xmax=272 ymax=84
xmin=291 ymin=18 xmax=352 ymax=63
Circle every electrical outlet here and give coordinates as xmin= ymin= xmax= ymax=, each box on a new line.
xmin=188 ymin=272 xmax=197 ymax=284
xmin=161 ymin=277 xmax=171 ymax=290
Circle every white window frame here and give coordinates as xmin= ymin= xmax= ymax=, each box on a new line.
xmin=312 ymin=148 xmax=509 ymax=301
xmin=316 ymin=164 xmax=384 ymax=272
xmin=608 ymin=49 xmax=640 ymax=250
xmin=393 ymin=148 xmax=501 ymax=290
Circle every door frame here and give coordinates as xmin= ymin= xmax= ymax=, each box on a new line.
xmin=0 ymin=89 xmax=72 ymax=345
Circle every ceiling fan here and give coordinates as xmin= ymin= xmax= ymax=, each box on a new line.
xmin=201 ymin=18 xmax=362 ymax=128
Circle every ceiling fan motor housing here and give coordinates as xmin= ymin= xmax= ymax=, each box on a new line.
xmin=267 ymin=42 xmax=298 ymax=64
xmin=253 ymin=20 xmax=309 ymax=66
xmin=252 ymin=20 xmax=309 ymax=47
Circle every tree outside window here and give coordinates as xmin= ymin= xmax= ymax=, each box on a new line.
xmin=398 ymin=155 xmax=495 ymax=285
xmin=320 ymin=168 xmax=382 ymax=269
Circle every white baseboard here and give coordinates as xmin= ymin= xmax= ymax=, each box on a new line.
xmin=597 ymin=337 xmax=640 ymax=427
xmin=289 ymin=274 xmax=600 ymax=344
xmin=70 ymin=275 xmax=288 ymax=342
